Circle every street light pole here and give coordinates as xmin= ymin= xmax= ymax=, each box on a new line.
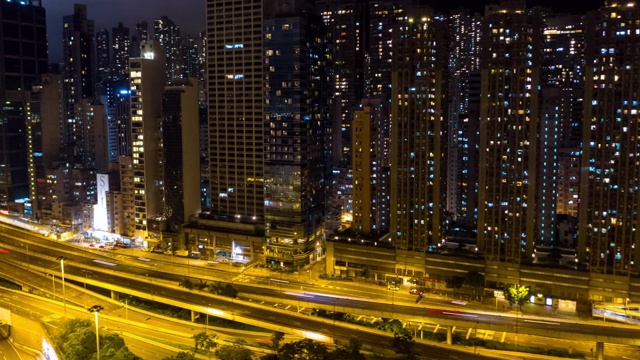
xmin=57 ymin=256 xmax=67 ymax=320
xmin=88 ymin=305 xmax=104 ymax=360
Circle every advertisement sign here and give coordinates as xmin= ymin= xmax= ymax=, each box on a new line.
xmin=93 ymin=174 xmax=109 ymax=231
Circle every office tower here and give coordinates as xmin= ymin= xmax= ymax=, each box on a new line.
xmin=543 ymin=15 xmax=584 ymax=219
xmin=352 ymin=99 xmax=389 ymax=236
xmin=0 ymin=0 xmax=48 ymax=207
xmin=446 ymin=9 xmax=482 ymax=227
xmin=28 ymin=74 xmax=64 ymax=220
xmin=390 ymin=6 xmax=445 ymax=252
xmin=96 ymin=28 xmax=110 ymax=92
xmin=477 ymin=1 xmax=543 ymax=263
xmin=317 ymin=0 xmax=366 ymax=165
xmin=112 ymin=23 xmax=131 ymax=81
xmin=207 ymin=0 xmax=265 ymax=230
xmin=154 ymin=16 xmax=182 ymax=80
xmin=62 ymin=4 xmax=96 ymax=143
xmin=580 ymin=3 xmax=640 ymax=275
xmin=162 ymin=79 xmax=200 ymax=228
xmin=263 ymin=0 xmax=331 ymax=267
xmin=129 ymin=41 xmax=166 ymax=236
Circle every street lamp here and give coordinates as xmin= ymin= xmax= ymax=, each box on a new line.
xmin=56 ymin=256 xmax=67 ymax=320
xmin=88 ymin=305 xmax=104 ymax=360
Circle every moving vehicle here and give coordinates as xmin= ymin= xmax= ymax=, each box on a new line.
xmin=409 ymin=288 xmax=423 ymax=295
xmin=388 ymin=284 xmax=400 ymax=291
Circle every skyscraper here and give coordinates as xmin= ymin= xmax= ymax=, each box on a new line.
xmin=352 ymin=99 xmax=389 ymax=236
xmin=162 ymin=79 xmax=200 ymax=228
xmin=317 ymin=0 xmax=366 ymax=165
xmin=62 ymin=4 xmax=96 ymax=144
xmin=206 ymin=0 xmax=265 ymax=230
xmin=580 ymin=2 xmax=640 ymax=275
xmin=0 ymin=0 xmax=48 ymax=206
xmin=96 ymin=28 xmax=110 ymax=92
xmin=154 ymin=16 xmax=182 ymax=80
xmin=112 ymin=23 xmax=131 ymax=81
xmin=390 ymin=6 xmax=445 ymax=253
xmin=129 ymin=41 xmax=166 ymax=236
xmin=446 ymin=9 xmax=482 ymax=227
xmin=477 ymin=1 xmax=543 ymax=263
xmin=263 ymin=0 xmax=331 ymax=267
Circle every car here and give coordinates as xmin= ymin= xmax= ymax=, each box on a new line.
xmin=388 ymin=284 xmax=400 ymax=291
xmin=219 ymin=258 xmax=229 ymax=263
xmin=207 ymin=260 xmax=219 ymax=266
xmin=409 ymin=288 xmax=423 ymax=295
xmin=141 ymin=247 xmax=150 ymax=252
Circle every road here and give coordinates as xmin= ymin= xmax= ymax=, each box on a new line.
xmin=1 ymin=226 xmax=640 ymax=357
xmin=0 ymin=338 xmax=23 ymax=360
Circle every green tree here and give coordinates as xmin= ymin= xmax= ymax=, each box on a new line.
xmin=271 ymin=331 xmax=285 ymax=350
xmin=504 ymin=284 xmax=530 ymax=309
xmin=328 ymin=339 xmax=365 ymax=360
xmin=162 ymin=352 xmax=197 ymax=360
xmin=192 ymin=331 xmax=217 ymax=353
xmin=215 ymin=344 xmax=253 ymax=360
xmin=278 ymin=339 xmax=329 ymax=360
xmin=391 ymin=332 xmax=417 ymax=360
xmin=179 ymin=278 xmax=194 ymax=290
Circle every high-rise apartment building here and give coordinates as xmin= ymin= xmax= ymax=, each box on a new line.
xmin=390 ymin=6 xmax=445 ymax=252
xmin=162 ymin=79 xmax=200 ymax=228
xmin=112 ymin=23 xmax=131 ymax=81
xmin=154 ymin=16 xmax=182 ymax=80
xmin=96 ymin=28 xmax=110 ymax=92
xmin=0 ymin=0 xmax=48 ymax=207
xmin=543 ymin=15 xmax=584 ymax=219
xmin=477 ymin=1 xmax=543 ymax=262
xmin=580 ymin=2 xmax=640 ymax=275
xmin=317 ymin=0 xmax=365 ymax=165
xmin=263 ymin=0 xmax=331 ymax=267
xmin=129 ymin=41 xmax=166 ymax=236
xmin=28 ymin=74 xmax=64 ymax=220
xmin=206 ymin=0 xmax=265 ymax=231
xmin=62 ymin=4 xmax=96 ymax=144
xmin=446 ymin=9 xmax=482 ymax=227
xmin=352 ymin=99 xmax=389 ymax=236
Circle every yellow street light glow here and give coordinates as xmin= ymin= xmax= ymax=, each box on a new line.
xmin=205 ymin=307 xmax=227 ymax=317
xmin=302 ymin=331 xmax=329 ymax=342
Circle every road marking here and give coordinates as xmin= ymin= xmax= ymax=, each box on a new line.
xmin=523 ymin=319 xmax=560 ymax=325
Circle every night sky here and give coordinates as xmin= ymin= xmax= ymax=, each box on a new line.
xmin=44 ymin=0 xmax=603 ymax=63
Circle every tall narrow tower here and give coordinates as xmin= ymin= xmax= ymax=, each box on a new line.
xmin=477 ymin=1 xmax=543 ymax=263
xmin=580 ymin=2 xmax=640 ymax=275
xmin=206 ymin=0 xmax=265 ymax=229
xmin=129 ymin=41 xmax=166 ymax=236
xmin=390 ymin=6 xmax=446 ymax=253
xmin=0 ymin=0 xmax=48 ymax=206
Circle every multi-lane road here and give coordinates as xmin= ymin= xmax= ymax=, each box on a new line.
xmin=1 ymin=224 xmax=640 ymax=358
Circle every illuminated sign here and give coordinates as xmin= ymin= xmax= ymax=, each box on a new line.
xmin=93 ymin=174 xmax=109 ymax=231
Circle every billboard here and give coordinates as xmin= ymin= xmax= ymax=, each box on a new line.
xmin=94 ymin=174 xmax=109 ymax=231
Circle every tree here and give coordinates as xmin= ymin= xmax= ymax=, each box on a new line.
xmin=463 ymin=271 xmax=485 ymax=288
xmin=179 ymin=278 xmax=194 ymax=290
xmin=445 ymin=276 xmax=464 ymax=290
xmin=215 ymin=344 xmax=254 ymax=360
xmin=192 ymin=331 xmax=217 ymax=353
xmin=56 ymin=318 xmax=140 ymax=360
xmin=271 ymin=331 xmax=285 ymax=350
xmin=504 ymin=284 xmax=530 ymax=310
xmin=278 ymin=339 xmax=329 ymax=360
xmin=162 ymin=352 xmax=196 ymax=360
xmin=391 ymin=332 xmax=417 ymax=360
xmin=329 ymin=339 xmax=365 ymax=360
